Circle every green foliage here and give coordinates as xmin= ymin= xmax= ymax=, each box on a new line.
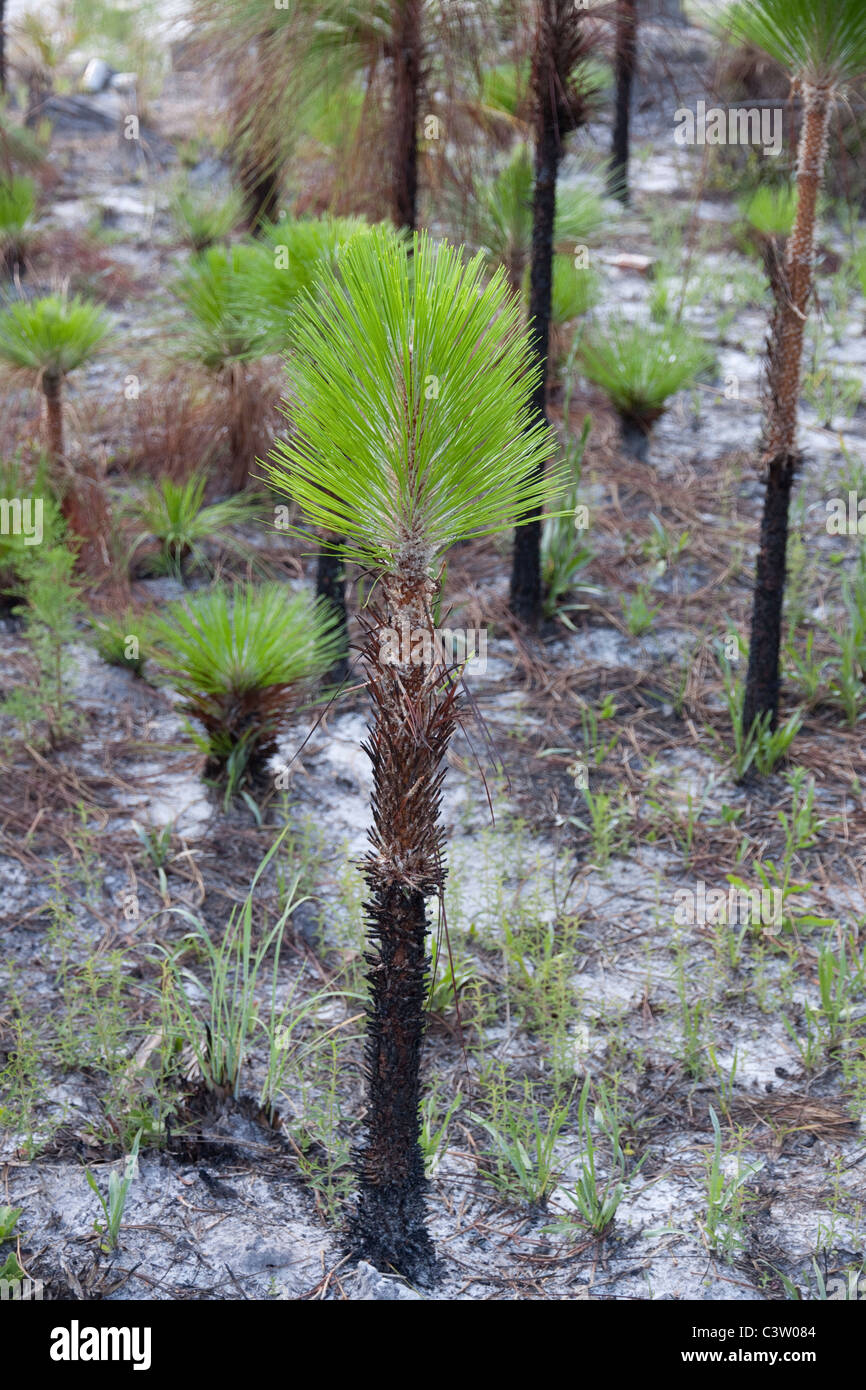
xmin=473 ymin=144 xmax=604 ymax=290
xmin=241 ymin=215 xmax=392 ymax=350
xmin=147 ymin=582 xmax=343 ymax=796
xmin=541 ymin=415 xmax=596 ymax=623
xmin=578 ymin=316 xmax=713 ymax=427
xmin=0 ymin=176 xmax=37 ymax=266
xmin=0 ymin=456 xmax=63 ymax=599
xmin=128 ymin=473 xmax=261 ymax=580
xmin=170 ymin=184 xmax=244 ymax=252
xmin=3 ymin=543 xmax=84 ymax=747
xmin=160 ymin=830 xmax=307 ymax=1097
xmin=0 ymin=292 xmax=110 ymax=380
xmin=90 ymin=609 xmax=145 ymax=676
xmin=549 ymin=254 xmax=599 ymax=326
xmin=266 ymin=228 xmax=561 ymax=570
xmin=469 ymin=1072 xmax=572 ymax=1208
xmin=171 ymin=243 xmax=275 ymax=368
xmin=740 ymin=184 xmax=797 ymax=238
xmin=726 ymin=0 xmax=866 ymax=86
xmin=85 ymin=1129 xmax=142 ymax=1253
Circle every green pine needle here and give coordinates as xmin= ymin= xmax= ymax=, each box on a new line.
xmin=264 ymin=228 xmax=562 ymax=572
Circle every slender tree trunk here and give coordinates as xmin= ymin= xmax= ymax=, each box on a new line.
xmin=389 ymin=0 xmax=422 ymax=231
xmin=316 ymin=538 xmax=349 ymax=685
xmin=348 ymin=559 xmax=456 ymax=1279
xmin=238 ymin=150 xmax=281 ymax=234
xmin=743 ymin=86 xmax=830 ymax=735
xmin=509 ymin=66 xmax=560 ymax=625
xmin=42 ymin=374 xmax=64 ymax=466
xmin=609 ymin=0 xmax=637 ymax=202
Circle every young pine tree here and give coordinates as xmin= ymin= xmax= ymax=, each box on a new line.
xmin=265 ymin=228 xmax=559 ymax=1278
xmin=726 ymin=0 xmax=866 ymax=737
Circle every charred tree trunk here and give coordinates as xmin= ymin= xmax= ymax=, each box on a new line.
xmin=742 ymin=454 xmax=796 ymax=734
xmin=609 ymin=0 xmax=637 ymax=202
xmin=347 ymin=563 xmax=456 ymax=1279
xmin=316 ymin=539 xmax=349 ymax=686
xmin=389 ymin=0 xmax=422 ymax=231
xmin=509 ymin=20 xmax=561 ymax=625
xmin=743 ymin=87 xmax=830 ymax=734
xmin=238 ymin=149 xmax=281 ymax=234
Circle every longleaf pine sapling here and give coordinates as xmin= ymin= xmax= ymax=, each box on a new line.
xmin=265 ymin=227 xmax=560 ymax=1278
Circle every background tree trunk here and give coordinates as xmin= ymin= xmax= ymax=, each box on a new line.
xmin=609 ymin=0 xmax=637 ymax=202
xmin=509 ymin=13 xmax=560 ymax=626
xmin=316 ymin=540 xmax=349 ymax=686
xmin=389 ymin=0 xmax=422 ymax=231
xmin=743 ymin=88 xmax=830 ymax=734
xmin=42 ymin=374 xmax=64 ymax=466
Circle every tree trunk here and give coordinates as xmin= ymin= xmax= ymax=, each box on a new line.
xmin=316 ymin=539 xmax=349 ymax=685
xmin=0 ymin=0 xmax=6 ymax=96
xmin=389 ymin=0 xmax=422 ymax=231
xmin=742 ymin=86 xmax=830 ymax=734
xmin=609 ymin=0 xmax=637 ymax=202
xmin=42 ymin=374 xmax=64 ymax=466
xmin=348 ymin=561 xmax=455 ymax=1279
xmin=509 ymin=61 xmax=560 ymax=625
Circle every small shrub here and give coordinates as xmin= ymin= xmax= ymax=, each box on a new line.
xmin=147 ymin=582 xmax=343 ymax=799
xmin=127 ymin=473 xmax=261 ymax=581
xmin=578 ymin=315 xmax=713 ymax=441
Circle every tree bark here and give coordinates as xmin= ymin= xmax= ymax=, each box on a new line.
xmin=609 ymin=0 xmax=637 ymax=202
xmin=743 ymin=86 xmax=830 ymax=734
xmin=389 ymin=0 xmax=422 ymax=231
xmin=316 ymin=538 xmax=349 ymax=685
xmin=348 ymin=561 xmax=456 ymax=1279
xmin=42 ymin=373 xmax=64 ymax=466
xmin=509 ymin=26 xmax=560 ymax=626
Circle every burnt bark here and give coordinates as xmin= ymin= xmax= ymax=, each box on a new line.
xmin=509 ymin=80 xmax=560 ymax=625
xmin=743 ymin=88 xmax=830 ymax=735
xmin=347 ymin=590 xmax=457 ymax=1280
xmin=389 ymin=0 xmax=422 ymax=231
xmin=609 ymin=0 xmax=637 ymax=202
xmin=742 ymin=453 xmax=797 ymax=734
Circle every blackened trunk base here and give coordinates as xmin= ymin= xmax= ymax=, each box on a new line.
xmin=742 ymin=454 xmax=797 ymax=734
xmin=347 ymin=881 xmax=434 ymax=1281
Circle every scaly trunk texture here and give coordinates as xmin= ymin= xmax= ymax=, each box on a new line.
xmin=347 ymin=557 xmax=457 ymax=1279
xmin=509 ymin=8 xmax=562 ymax=625
xmin=743 ymin=86 xmax=831 ymax=734
xmin=389 ymin=0 xmax=422 ymax=231
xmin=609 ymin=0 xmax=637 ymax=202
xmin=316 ymin=538 xmax=349 ymax=685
